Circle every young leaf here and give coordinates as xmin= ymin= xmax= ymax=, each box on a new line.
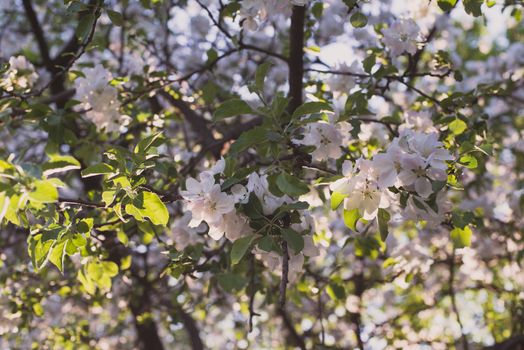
xmin=229 ymin=127 xmax=267 ymax=155
xmin=42 ymin=155 xmax=81 ymax=177
xmin=292 ymin=101 xmax=332 ymax=119
xmin=107 ymin=9 xmax=124 ymax=26
xmin=377 ymin=208 xmax=390 ymax=242
xmin=350 ymin=12 xmax=367 ymax=28
xmin=81 ymin=163 xmax=115 ymax=178
xmin=76 ymin=13 xmax=96 ymax=40
xmin=331 ymin=192 xmax=347 ymax=210
xmin=449 ymin=118 xmax=467 ymax=135
xmin=48 ymin=240 xmax=68 ymax=273
xmin=28 ymin=180 xmax=58 ymax=203
xmin=214 ymin=99 xmax=253 ymax=120
xmin=134 ymin=132 xmax=164 ymax=154
xmin=231 ymin=235 xmax=256 ymax=265
xmin=463 ymin=0 xmax=482 ymax=16
xmin=459 ymin=154 xmax=478 ymax=169
xmin=253 ymin=62 xmax=272 ymax=93
xmin=437 ymin=0 xmax=457 ymax=12
xmin=125 ymin=191 xmax=169 ymax=226
xmin=451 ymin=226 xmax=473 ymax=248
xmin=343 ymin=208 xmax=360 ymax=231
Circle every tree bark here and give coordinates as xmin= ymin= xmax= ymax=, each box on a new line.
xmin=287 ymin=5 xmax=306 ymax=113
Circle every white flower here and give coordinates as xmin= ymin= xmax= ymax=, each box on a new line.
xmin=293 ymin=120 xmax=352 ymax=161
xmin=493 ymin=201 xmax=513 ymax=223
xmin=330 ymin=159 xmax=390 ymax=220
xmin=209 ymin=157 xmax=226 ymax=175
xmin=402 ymin=110 xmax=436 ymax=133
xmin=171 ymin=212 xmax=205 ymax=250
xmin=231 ymin=184 xmax=249 ymax=204
xmin=181 ymin=172 xmax=235 ymax=237
xmin=290 ymin=0 xmax=308 ymax=6
xmin=397 ymin=153 xmax=433 ymax=198
xmin=190 ymin=15 xmax=210 ymax=36
xmin=327 ymin=61 xmax=362 ymax=95
xmin=246 ymin=172 xmax=290 ymax=215
xmin=382 ymin=18 xmax=420 ymax=56
xmin=239 ymin=0 xmax=294 ymax=31
xmin=372 ymin=141 xmax=403 ymax=189
xmin=1 ymin=56 xmax=38 ymax=92
xmin=74 ymin=64 xmax=127 ymax=133
xmin=209 ymin=211 xmax=252 ymax=241
xmin=404 ymin=131 xmax=453 ymax=171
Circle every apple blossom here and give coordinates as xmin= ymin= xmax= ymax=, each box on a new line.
xmin=382 ymin=18 xmax=421 ymax=56
xmin=0 ymin=56 xmax=38 ymax=92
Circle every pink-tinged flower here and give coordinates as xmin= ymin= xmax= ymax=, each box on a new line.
xmin=382 ymin=18 xmax=420 ymax=56
xmin=330 ymin=159 xmax=390 ymax=220
xmin=293 ymin=120 xmax=352 ymax=161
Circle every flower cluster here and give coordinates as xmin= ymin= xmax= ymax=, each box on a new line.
xmin=239 ymin=0 xmax=308 ymax=31
xmin=0 ymin=56 xmax=38 ymax=92
xmin=293 ymin=117 xmax=353 ymax=161
xmin=182 ymin=159 xmax=252 ymax=241
xmin=182 ymin=161 xmax=320 ymax=280
xmin=382 ymin=18 xmax=421 ymax=56
xmin=331 ymin=129 xmax=453 ymax=221
xmin=74 ymin=65 xmax=128 ymax=133
xmin=326 ymin=61 xmax=363 ymax=96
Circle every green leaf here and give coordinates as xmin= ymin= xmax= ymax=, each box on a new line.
xmin=464 ymin=0 xmax=482 ymax=16
xmin=107 ymin=9 xmax=124 ymax=26
xmin=77 ymin=269 xmax=96 ymax=295
xmin=292 ymin=101 xmax=332 ymax=119
xmin=32 ymin=302 xmax=44 ymax=317
xmin=76 ymin=13 xmax=96 ymax=40
xmin=81 ymin=163 xmax=115 ymax=178
xmin=350 ymin=12 xmax=367 ymax=28
xmin=217 ymin=272 xmax=247 ymax=292
xmin=0 ymin=192 xmax=10 ymax=223
xmin=243 ymin=193 xmax=264 ymax=219
xmin=253 ymin=62 xmax=272 ymax=93
xmin=231 ymin=235 xmax=256 ymax=265
xmin=257 ymin=235 xmax=282 ymax=254
xmin=449 ymin=118 xmax=467 ymax=135
xmin=87 ymin=261 xmax=104 ymax=281
xmin=331 ymin=192 xmax=347 ymax=210
xmin=276 ymin=172 xmax=310 ymax=197
xmin=312 ymin=2 xmax=324 ymax=19
xmin=326 ymin=283 xmax=346 ymax=300
xmin=377 ymin=208 xmax=390 ymax=242
xmin=437 ymin=0 xmax=457 ymax=12
xmin=103 ymin=261 xmax=119 ymax=277
xmin=49 ymin=240 xmax=67 ymax=273
xmin=229 ymin=127 xmax=267 ymax=155
xmin=451 ymin=210 xmax=475 ymax=229
xmin=343 ymin=208 xmax=360 ymax=231
xmin=134 ymin=132 xmax=164 ymax=154
xmin=281 ymin=228 xmax=304 ymax=253
xmin=459 ymin=154 xmax=478 ymax=169
xmin=28 ymin=180 xmax=58 ymax=203
xmin=42 ymin=155 xmax=81 ymax=177
xmin=363 ymin=55 xmax=376 ymax=73
xmin=451 ymin=226 xmax=473 ymax=248
xmin=125 ymin=191 xmax=169 ymax=226
xmin=214 ymin=99 xmax=254 ymax=120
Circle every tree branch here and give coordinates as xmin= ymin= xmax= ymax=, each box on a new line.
xmin=287 ymin=5 xmax=306 ymax=113
xmin=22 ymin=0 xmax=53 ymax=69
